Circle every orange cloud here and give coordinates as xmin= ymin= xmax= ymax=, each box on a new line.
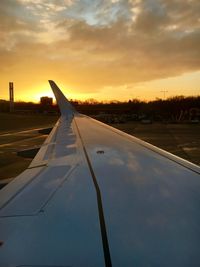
xmin=0 ymin=0 xmax=199 ymax=101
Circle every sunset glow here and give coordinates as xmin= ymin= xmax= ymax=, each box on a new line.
xmin=0 ymin=0 xmax=199 ymax=102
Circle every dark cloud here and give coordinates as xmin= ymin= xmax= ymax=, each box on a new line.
xmin=54 ymin=2 xmax=200 ymax=86
xmin=0 ymin=0 xmax=40 ymax=32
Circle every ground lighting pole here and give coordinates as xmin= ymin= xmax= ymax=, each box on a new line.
xmin=160 ymin=90 xmax=168 ymax=100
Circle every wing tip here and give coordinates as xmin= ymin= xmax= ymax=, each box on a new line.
xmin=48 ymin=80 xmax=57 ymax=89
xmin=48 ymin=79 xmax=54 ymax=84
xmin=48 ymin=80 xmax=76 ymax=116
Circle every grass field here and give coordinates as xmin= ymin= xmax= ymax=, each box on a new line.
xmin=0 ymin=113 xmax=199 ymax=182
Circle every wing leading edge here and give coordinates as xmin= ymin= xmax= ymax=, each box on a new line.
xmin=0 ymin=81 xmax=200 ymax=267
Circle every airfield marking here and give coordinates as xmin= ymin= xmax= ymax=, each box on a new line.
xmin=0 ymin=136 xmax=45 ymax=148
xmin=0 ymin=127 xmax=47 ymax=137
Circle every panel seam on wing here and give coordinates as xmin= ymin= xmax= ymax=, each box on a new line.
xmin=74 ymin=117 xmax=112 ymax=267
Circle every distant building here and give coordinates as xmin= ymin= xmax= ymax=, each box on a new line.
xmin=40 ymin=96 xmax=53 ymax=106
xmin=9 ymin=82 xmax=14 ymax=112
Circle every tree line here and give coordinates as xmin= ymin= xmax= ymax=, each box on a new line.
xmin=0 ymin=95 xmax=199 ymax=122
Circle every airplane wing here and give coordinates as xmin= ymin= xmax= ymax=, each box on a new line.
xmin=0 ymin=81 xmax=200 ymax=267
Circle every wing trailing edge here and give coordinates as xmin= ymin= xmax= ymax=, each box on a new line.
xmin=49 ymin=80 xmax=76 ymax=117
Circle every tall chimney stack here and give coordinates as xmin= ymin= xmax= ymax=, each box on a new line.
xmin=9 ymin=82 xmax=14 ymax=112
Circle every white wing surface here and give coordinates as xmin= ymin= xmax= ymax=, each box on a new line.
xmin=0 ymin=81 xmax=200 ymax=267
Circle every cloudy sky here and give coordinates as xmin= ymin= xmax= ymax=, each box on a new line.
xmin=0 ymin=0 xmax=199 ymax=102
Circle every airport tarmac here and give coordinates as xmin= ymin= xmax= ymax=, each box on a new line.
xmin=0 ymin=113 xmax=58 ymax=183
xmin=112 ymin=122 xmax=200 ymax=166
xmin=0 ymin=120 xmax=199 ymax=185
xmin=0 ymin=127 xmax=50 ymax=181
